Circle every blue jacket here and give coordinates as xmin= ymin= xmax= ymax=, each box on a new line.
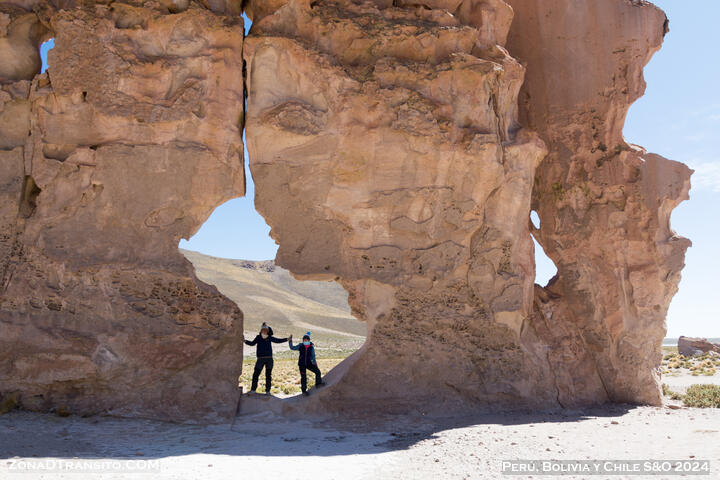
xmin=289 ymin=339 xmax=316 ymax=367
xmin=244 ymin=328 xmax=287 ymax=358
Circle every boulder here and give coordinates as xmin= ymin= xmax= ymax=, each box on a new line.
xmin=678 ymin=337 xmax=720 ymax=357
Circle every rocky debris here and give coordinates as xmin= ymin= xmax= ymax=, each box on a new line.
xmin=678 ymin=337 xmax=720 ymax=357
xmin=232 ymin=260 xmax=276 ymax=272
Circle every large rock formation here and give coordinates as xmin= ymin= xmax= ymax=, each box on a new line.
xmin=244 ymin=0 xmax=553 ymax=410
xmin=1 ymin=2 xmax=246 ymax=421
xmin=245 ymin=0 xmax=690 ymax=412
xmin=678 ymin=337 xmax=720 ymax=357
xmin=506 ymin=0 xmax=691 ymax=406
xmin=1 ymin=0 xmax=691 ymax=420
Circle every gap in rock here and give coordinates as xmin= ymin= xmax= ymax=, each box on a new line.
xmin=531 ymin=211 xmax=558 ymax=287
xmin=178 ymin=142 xmax=366 ymax=398
xmin=530 ymin=210 xmax=541 ymax=229
xmin=19 ymin=175 xmax=41 ymax=218
xmin=40 ymin=38 xmax=54 ymax=73
xmin=175 ymin=10 xmax=366 ymax=403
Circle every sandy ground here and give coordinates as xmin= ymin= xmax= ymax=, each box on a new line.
xmin=1 ymin=373 xmax=718 ymax=480
xmin=1 ymin=400 xmax=718 ymax=480
xmin=663 ymin=371 xmax=719 ymax=394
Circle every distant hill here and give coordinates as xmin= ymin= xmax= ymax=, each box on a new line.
xmin=181 ymin=249 xmax=366 ymax=355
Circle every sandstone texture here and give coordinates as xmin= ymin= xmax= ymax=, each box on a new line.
xmin=1 ymin=1 xmax=245 ymax=421
xmin=506 ymin=0 xmax=691 ymax=406
xmin=1 ymin=0 xmax=691 ymax=421
xmin=678 ymin=337 xmax=720 ymax=357
xmin=245 ymin=0 xmax=553 ymax=410
xmin=246 ymin=0 xmax=690 ymax=412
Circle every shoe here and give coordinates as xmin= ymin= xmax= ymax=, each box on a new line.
xmin=302 ymin=391 xmax=309 ymax=396
xmin=316 ymin=381 xmax=326 ymax=387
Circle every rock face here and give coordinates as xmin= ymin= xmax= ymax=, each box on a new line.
xmin=506 ymin=0 xmax=691 ymax=406
xmin=1 ymin=2 xmax=245 ymax=421
xmin=245 ymin=0 xmax=554 ymax=410
xmin=1 ymin=0 xmax=691 ymax=420
xmin=246 ymin=0 xmax=690 ymax=412
xmin=678 ymin=337 xmax=720 ymax=357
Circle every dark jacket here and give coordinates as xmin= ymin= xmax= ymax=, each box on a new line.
xmin=289 ymin=339 xmax=317 ymax=367
xmin=244 ymin=327 xmax=287 ymax=358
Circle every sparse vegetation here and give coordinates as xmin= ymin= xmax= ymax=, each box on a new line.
xmin=239 ymin=356 xmax=348 ymax=396
xmin=0 ymin=393 xmax=18 ymax=415
xmin=661 ymin=351 xmax=720 ymax=376
xmin=56 ymin=405 xmax=72 ymax=417
xmin=682 ymin=384 xmax=720 ymax=408
xmin=661 ymin=383 xmax=683 ymax=401
xmin=181 ymin=250 xmax=363 ymax=396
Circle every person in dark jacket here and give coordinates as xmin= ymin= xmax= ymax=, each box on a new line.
xmin=244 ymin=322 xmax=288 ymax=394
xmin=289 ymin=332 xmax=325 ymax=396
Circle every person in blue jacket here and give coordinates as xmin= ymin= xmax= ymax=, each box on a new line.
xmin=244 ymin=322 xmax=288 ymax=394
xmin=289 ymin=332 xmax=325 ymax=396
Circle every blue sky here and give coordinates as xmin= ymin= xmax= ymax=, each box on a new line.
xmin=41 ymin=6 xmax=718 ymax=337
xmin=622 ymin=0 xmax=720 ymax=337
xmin=39 ymin=38 xmax=53 ymax=72
xmin=177 ymin=15 xmax=277 ymax=260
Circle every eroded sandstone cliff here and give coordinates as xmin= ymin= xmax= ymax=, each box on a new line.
xmin=506 ymin=0 xmax=691 ymax=406
xmin=243 ymin=0 xmax=550 ymax=410
xmin=1 ymin=2 xmax=245 ymax=421
xmin=1 ymin=0 xmax=691 ymax=420
xmin=245 ymin=0 xmax=690 ymax=412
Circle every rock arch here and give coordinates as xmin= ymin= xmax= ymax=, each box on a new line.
xmin=0 ymin=0 xmax=690 ymax=421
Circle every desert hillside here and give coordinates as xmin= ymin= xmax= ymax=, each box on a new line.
xmin=181 ymin=249 xmax=366 ymax=356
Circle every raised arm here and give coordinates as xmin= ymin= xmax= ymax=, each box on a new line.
xmin=288 ymin=337 xmax=300 ymax=350
xmin=244 ymin=335 xmax=258 ymax=346
xmin=270 ymin=336 xmax=288 ymax=343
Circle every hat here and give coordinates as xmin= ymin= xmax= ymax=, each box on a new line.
xmin=303 ymin=331 xmax=311 ymax=340
xmin=260 ymin=323 xmax=270 ymax=332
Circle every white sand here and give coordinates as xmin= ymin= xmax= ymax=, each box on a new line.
xmin=663 ymin=370 xmax=719 ymax=394
xmin=1 ymin=397 xmax=720 ymax=480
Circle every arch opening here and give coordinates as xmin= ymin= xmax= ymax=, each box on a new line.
xmin=40 ymin=38 xmax=54 ymax=74
xmin=179 ymin=149 xmax=367 ymax=400
xmin=530 ymin=210 xmax=558 ymax=287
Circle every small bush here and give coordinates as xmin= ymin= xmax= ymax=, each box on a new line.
xmin=662 ymin=383 xmax=684 ymax=400
xmin=56 ymin=405 xmax=72 ymax=417
xmin=683 ymin=384 xmax=720 ymax=408
xmin=0 ymin=393 xmax=18 ymax=415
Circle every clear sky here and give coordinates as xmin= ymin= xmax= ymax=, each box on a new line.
xmin=177 ymin=16 xmax=277 ymax=260
xmin=40 ymin=6 xmax=718 ymax=337
xmin=623 ymin=0 xmax=720 ymax=337
xmin=39 ymin=38 xmax=53 ymax=72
